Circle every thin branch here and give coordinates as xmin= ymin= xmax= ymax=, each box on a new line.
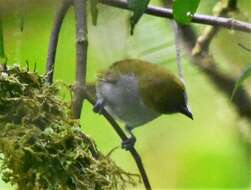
xmin=46 ymin=0 xmax=72 ymax=84
xmin=72 ymin=0 xmax=88 ymax=118
xmin=99 ymin=0 xmax=251 ymax=33
xmin=178 ymin=25 xmax=251 ymax=121
xmin=177 ymin=24 xmax=251 ymax=144
xmin=84 ymin=91 xmax=152 ymax=190
xmin=192 ymin=0 xmax=238 ymax=56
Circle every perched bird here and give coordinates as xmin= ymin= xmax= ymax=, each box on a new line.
xmin=92 ymin=59 xmax=193 ymax=150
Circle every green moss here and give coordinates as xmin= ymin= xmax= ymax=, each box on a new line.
xmin=0 ymin=64 xmax=139 ymax=190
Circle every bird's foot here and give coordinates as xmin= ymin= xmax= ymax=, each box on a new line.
xmin=93 ymin=99 xmax=105 ymax=114
xmin=121 ymin=137 xmax=136 ymax=151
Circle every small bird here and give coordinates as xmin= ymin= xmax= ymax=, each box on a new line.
xmin=92 ymin=59 xmax=193 ymax=150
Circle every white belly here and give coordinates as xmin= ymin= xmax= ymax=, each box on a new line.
xmin=96 ymin=74 xmax=160 ymax=129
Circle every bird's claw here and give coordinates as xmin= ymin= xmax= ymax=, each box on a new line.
xmin=93 ymin=99 xmax=105 ymax=114
xmin=122 ymin=137 xmax=136 ymax=151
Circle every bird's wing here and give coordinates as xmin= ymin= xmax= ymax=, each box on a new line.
xmin=139 ymin=71 xmax=184 ymax=114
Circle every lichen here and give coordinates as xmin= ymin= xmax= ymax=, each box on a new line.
xmin=0 ymin=65 xmax=139 ymax=190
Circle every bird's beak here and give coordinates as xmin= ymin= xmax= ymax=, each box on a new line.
xmin=180 ymin=105 xmax=193 ymax=120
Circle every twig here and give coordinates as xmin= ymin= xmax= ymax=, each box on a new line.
xmin=99 ymin=0 xmax=251 ymax=33
xmin=46 ymin=0 xmax=72 ymax=84
xmin=84 ymin=91 xmax=152 ymax=190
xmin=72 ymin=0 xmax=88 ymax=118
xmin=163 ymin=0 xmax=251 ymax=122
xmin=178 ymin=25 xmax=251 ymax=145
xmin=192 ymin=0 xmax=238 ymax=56
xmin=178 ymin=25 xmax=251 ymax=121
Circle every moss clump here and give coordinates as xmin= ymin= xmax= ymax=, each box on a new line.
xmin=0 ymin=65 xmax=139 ymax=190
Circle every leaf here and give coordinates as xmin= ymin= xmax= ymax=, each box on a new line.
xmin=128 ymin=0 xmax=151 ymax=35
xmin=173 ymin=0 xmax=200 ymax=25
xmin=90 ymin=0 xmax=98 ymax=25
xmin=0 ymin=18 xmax=5 ymax=58
xmin=232 ymin=65 xmax=251 ymax=99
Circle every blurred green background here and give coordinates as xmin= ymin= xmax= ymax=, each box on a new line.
xmin=0 ymin=0 xmax=251 ymax=189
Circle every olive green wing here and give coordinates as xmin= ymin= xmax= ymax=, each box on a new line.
xmin=139 ymin=70 xmax=185 ymax=114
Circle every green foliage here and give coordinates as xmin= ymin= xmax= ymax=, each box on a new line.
xmin=0 ymin=65 xmax=139 ymax=189
xmin=173 ymin=0 xmax=200 ymax=25
xmin=128 ymin=0 xmax=151 ymax=34
xmin=232 ymin=65 xmax=251 ymax=99
xmin=90 ymin=0 xmax=98 ymax=25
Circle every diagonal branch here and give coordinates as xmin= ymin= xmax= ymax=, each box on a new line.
xmin=99 ymin=0 xmax=251 ymax=33
xmin=84 ymin=90 xmax=152 ymax=190
xmin=192 ymin=0 xmax=238 ymax=56
xmin=163 ymin=0 xmax=251 ymax=122
xmin=178 ymin=25 xmax=251 ymax=121
xmin=46 ymin=0 xmax=72 ymax=84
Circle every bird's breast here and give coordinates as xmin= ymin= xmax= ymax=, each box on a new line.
xmin=96 ymin=74 xmax=160 ymax=128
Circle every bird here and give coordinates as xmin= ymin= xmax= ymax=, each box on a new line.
xmin=91 ymin=59 xmax=193 ymax=150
